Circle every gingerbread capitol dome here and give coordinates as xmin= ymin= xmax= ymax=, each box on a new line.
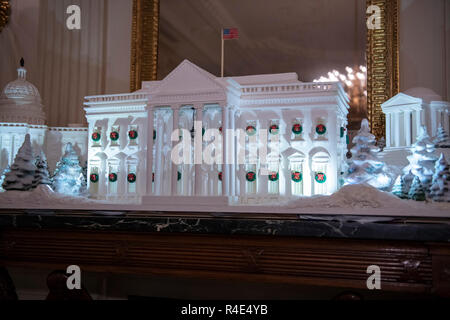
xmin=0 ymin=58 xmax=46 ymax=125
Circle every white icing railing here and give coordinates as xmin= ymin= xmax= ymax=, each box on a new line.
xmin=85 ymin=93 xmax=148 ymax=103
xmin=48 ymin=127 xmax=88 ymax=132
xmin=240 ymin=82 xmax=338 ymax=95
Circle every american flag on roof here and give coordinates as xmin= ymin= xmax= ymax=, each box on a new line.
xmin=223 ymin=28 xmax=239 ymax=40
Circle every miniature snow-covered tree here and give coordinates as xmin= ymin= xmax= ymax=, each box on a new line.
xmin=403 ymin=126 xmax=438 ymax=195
xmin=434 ymin=126 xmax=450 ymax=148
xmin=401 ymin=169 xmax=415 ymax=194
xmin=32 ymin=151 xmax=52 ymax=188
xmin=2 ymin=134 xmax=36 ymax=191
xmin=52 ymin=143 xmax=86 ymax=196
xmin=344 ymin=119 xmax=392 ymax=190
xmin=408 ymin=175 xmax=426 ymax=201
xmin=391 ymin=175 xmax=408 ymax=199
xmin=429 ymin=153 xmax=450 ymax=202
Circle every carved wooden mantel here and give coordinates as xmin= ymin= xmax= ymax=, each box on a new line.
xmin=1 ymin=225 xmax=450 ymax=298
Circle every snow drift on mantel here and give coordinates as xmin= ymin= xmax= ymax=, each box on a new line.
xmin=285 ymin=184 xmax=445 ymax=210
xmin=0 ymin=184 xmax=449 ymax=217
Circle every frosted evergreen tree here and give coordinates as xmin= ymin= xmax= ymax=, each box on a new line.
xmin=2 ymin=134 xmax=36 ymax=191
xmin=401 ymin=168 xmax=415 ymax=193
xmin=391 ymin=175 xmax=408 ymax=199
xmin=403 ymin=126 xmax=438 ymax=195
xmin=0 ymin=166 xmax=11 ymax=192
xmin=345 ymin=119 xmax=392 ymax=190
xmin=408 ymin=175 xmax=426 ymax=201
xmin=433 ymin=126 xmax=450 ymax=148
xmin=52 ymin=143 xmax=86 ymax=196
xmin=429 ymin=153 xmax=450 ymax=202
xmin=32 ymin=151 xmax=52 ymax=188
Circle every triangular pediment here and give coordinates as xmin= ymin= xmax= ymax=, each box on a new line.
xmin=381 ymin=93 xmax=422 ymax=108
xmin=155 ymin=60 xmax=225 ymax=96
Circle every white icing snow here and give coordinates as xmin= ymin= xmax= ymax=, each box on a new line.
xmin=0 ymin=185 xmax=108 ymax=206
xmin=0 ymin=184 xmax=449 ymax=217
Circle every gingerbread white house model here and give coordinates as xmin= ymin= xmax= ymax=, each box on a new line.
xmin=84 ymin=60 xmax=349 ymax=204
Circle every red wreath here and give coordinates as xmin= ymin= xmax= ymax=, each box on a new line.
xmin=110 ymin=131 xmax=119 ymax=141
xmin=91 ymin=132 xmax=101 ymax=142
xmin=246 ymin=125 xmax=257 ymax=136
xmin=90 ymin=173 xmax=99 ymax=183
xmin=246 ymin=171 xmax=256 ymax=182
xmin=127 ymin=173 xmax=136 ymax=183
xmin=128 ymin=130 xmax=138 ymax=140
xmin=269 ymin=124 xmax=279 ymax=135
xmin=268 ymin=172 xmax=279 ymax=181
xmin=316 ymin=124 xmax=326 ymax=135
xmin=315 ymin=172 xmax=326 ymax=183
xmin=291 ymin=171 xmax=302 ymax=182
xmin=292 ymin=123 xmax=302 ymax=135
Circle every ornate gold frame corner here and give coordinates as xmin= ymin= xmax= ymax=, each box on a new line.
xmin=366 ymin=0 xmax=400 ymax=139
xmin=0 ymin=0 xmax=11 ymax=33
xmin=130 ymin=0 xmax=159 ymax=92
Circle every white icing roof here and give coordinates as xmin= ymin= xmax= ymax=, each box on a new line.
xmin=403 ymin=87 xmax=442 ymax=103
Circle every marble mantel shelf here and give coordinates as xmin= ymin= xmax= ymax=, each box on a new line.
xmin=0 ymin=210 xmax=449 ymax=242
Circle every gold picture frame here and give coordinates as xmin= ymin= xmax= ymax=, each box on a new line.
xmin=366 ymin=0 xmax=399 ymax=139
xmin=130 ymin=0 xmax=399 ymax=139
xmin=0 ymin=0 xmax=11 ymax=33
xmin=130 ymin=0 xmax=159 ymax=92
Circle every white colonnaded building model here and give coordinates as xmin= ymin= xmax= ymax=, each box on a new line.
xmin=83 ymin=60 xmax=350 ymax=204
xmin=381 ymin=87 xmax=450 ymax=167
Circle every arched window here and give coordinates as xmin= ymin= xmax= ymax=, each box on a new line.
xmin=126 ymin=156 xmax=138 ymax=195
xmin=91 ymin=126 xmax=103 ymax=148
xmin=311 ymin=151 xmax=330 ymax=195
xmin=267 ymin=153 xmax=281 ymax=195
xmin=89 ymin=152 xmax=107 ymax=198
xmin=245 ymin=164 xmax=257 ymax=194
xmin=288 ymin=153 xmax=305 ymax=196
xmin=107 ymin=158 xmax=120 ymax=196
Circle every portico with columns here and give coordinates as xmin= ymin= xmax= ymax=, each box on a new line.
xmin=381 ymin=88 xmax=450 ymax=149
xmin=380 ymin=88 xmax=450 ymax=168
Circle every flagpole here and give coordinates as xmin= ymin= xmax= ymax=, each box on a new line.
xmin=221 ymin=28 xmax=224 ymax=78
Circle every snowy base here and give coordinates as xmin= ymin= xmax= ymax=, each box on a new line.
xmin=142 ymin=195 xmax=230 ymax=210
xmin=0 ymin=184 xmax=449 ymax=218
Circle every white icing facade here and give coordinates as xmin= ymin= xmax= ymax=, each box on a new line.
xmin=84 ymin=60 xmax=349 ymax=203
xmin=0 ymin=65 xmax=88 ymax=174
xmin=381 ymin=87 xmax=450 ymax=166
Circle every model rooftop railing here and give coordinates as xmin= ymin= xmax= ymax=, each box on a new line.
xmin=240 ymin=82 xmax=338 ymax=95
xmin=85 ymin=93 xmax=148 ymax=104
xmin=84 ymin=82 xmax=342 ymax=104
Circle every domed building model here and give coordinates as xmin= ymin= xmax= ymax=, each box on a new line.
xmin=0 ymin=58 xmax=46 ymax=125
xmin=0 ymin=59 xmax=88 ymax=174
